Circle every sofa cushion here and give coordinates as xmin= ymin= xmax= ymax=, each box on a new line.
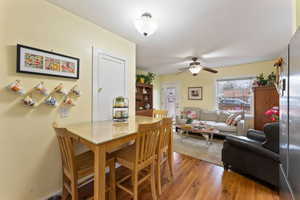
xmin=200 ymin=110 xmax=218 ymax=121
xmin=217 ymin=111 xmax=231 ymax=122
xmin=225 ymin=113 xmax=236 ymax=126
xmin=214 ymin=122 xmax=237 ymax=132
xmin=200 ymin=121 xmax=236 ymax=132
xmin=232 ymin=114 xmax=242 ymax=126
xmin=176 ymin=118 xmax=187 ymax=125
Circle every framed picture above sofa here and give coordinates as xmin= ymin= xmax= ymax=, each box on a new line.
xmin=17 ymin=44 xmax=80 ymax=79
xmin=188 ymin=87 xmax=203 ymax=100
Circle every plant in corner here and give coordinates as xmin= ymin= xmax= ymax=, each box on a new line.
xmin=256 ymin=73 xmax=268 ymax=86
xmin=255 ymin=72 xmax=276 ymax=87
xmin=267 ymin=72 xmax=276 ymax=86
xmin=136 ymin=72 xmax=156 ymax=85
xmin=136 ymin=74 xmax=146 ymax=83
xmin=144 ymin=72 xmax=156 ymax=85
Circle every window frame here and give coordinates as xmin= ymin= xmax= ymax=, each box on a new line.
xmin=215 ymin=76 xmax=256 ymax=112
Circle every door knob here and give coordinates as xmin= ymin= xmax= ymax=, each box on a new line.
xmin=98 ymin=88 xmax=103 ymax=93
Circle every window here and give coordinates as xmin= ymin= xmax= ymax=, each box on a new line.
xmin=216 ymin=77 xmax=255 ymax=113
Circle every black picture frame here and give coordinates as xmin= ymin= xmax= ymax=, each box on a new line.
xmin=17 ymin=44 xmax=80 ymax=79
xmin=188 ymin=87 xmax=203 ymax=100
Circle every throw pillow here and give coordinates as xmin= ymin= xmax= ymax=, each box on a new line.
xmin=186 ymin=110 xmax=198 ymax=119
xmin=200 ymin=110 xmax=218 ymax=121
xmin=232 ymin=115 xmax=242 ymax=126
xmin=225 ymin=114 xmax=236 ymax=126
xmin=218 ymin=111 xmax=230 ymax=122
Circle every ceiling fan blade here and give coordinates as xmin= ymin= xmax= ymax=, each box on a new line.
xmin=202 ymin=67 xmax=218 ymax=73
xmin=178 ymin=67 xmax=190 ymax=72
xmin=175 ymin=71 xmax=184 ymax=75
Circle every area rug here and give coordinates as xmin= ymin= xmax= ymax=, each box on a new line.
xmin=173 ymin=133 xmax=224 ymax=166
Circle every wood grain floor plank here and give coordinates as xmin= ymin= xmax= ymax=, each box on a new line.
xmin=76 ymin=152 xmax=279 ymax=200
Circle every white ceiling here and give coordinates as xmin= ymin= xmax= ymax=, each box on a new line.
xmin=47 ymin=0 xmax=293 ymax=74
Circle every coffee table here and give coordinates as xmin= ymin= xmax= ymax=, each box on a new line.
xmin=176 ymin=124 xmax=220 ymax=145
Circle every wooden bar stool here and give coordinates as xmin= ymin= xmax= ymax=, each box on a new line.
xmin=156 ymin=118 xmax=174 ymax=195
xmin=53 ymin=123 xmax=116 ymax=200
xmin=111 ymin=121 xmax=161 ymax=200
xmin=153 ymin=109 xmax=168 ymax=118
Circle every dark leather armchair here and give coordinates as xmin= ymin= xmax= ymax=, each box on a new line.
xmin=222 ymin=122 xmax=280 ymax=187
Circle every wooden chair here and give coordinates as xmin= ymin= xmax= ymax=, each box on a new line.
xmin=112 ymin=121 xmax=161 ymax=200
xmin=156 ymin=118 xmax=174 ymax=195
xmin=53 ymin=123 xmax=116 ymax=200
xmin=153 ymin=109 xmax=168 ymax=118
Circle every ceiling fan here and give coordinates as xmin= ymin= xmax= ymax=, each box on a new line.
xmin=178 ymin=57 xmax=218 ymax=76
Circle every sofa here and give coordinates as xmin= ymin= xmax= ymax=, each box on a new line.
xmin=176 ymin=107 xmax=252 ymax=136
xmin=221 ymin=122 xmax=280 ymax=187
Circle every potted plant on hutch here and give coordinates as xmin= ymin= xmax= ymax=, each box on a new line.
xmin=136 ymin=72 xmax=156 ymax=117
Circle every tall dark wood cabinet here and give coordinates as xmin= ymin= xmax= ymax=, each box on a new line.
xmin=136 ymin=83 xmax=153 ymax=117
xmin=253 ymin=86 xmax=279 ymax=130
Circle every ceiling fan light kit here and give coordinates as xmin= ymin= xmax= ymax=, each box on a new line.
xmin=179 ymin=57 xmax=218 ymax=76
xmin=189 ymin=65 xmax=203 ymax=76
xmin=134 ymin=12 xmax=158 ymax=37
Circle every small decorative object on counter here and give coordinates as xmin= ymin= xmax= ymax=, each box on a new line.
xmin=35 ymin=82 xmax=49 ymax=96
xmin=23 ymin=96 xmax=36 ymax=107
xmin=54 ymin=83 xmax=67 ymax=95
xmin=8 ymin=80 xmax=26 ymax=94
xmin=45 ymin=96 xmax=57 ymax=107
xmin=64 ymin=97 xmax=76 ymax=106
xmin=70 ymin=85 xmax=81 ymax=97
xmin=114 ymin=96 xmax=128 ymax=108
xmin=113 ymin=96 xmax=129 ymax=122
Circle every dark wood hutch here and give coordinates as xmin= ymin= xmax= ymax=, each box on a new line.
xmin=136 ymin=83 xmax=153 ymax=117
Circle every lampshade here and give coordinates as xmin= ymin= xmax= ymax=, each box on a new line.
xmin=134 ymin=13 xmax=158 ymax=37
xmin=189 ymin=65 xmax=203 ymax=75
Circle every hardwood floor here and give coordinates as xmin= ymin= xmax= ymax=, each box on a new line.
xmin=77 ymin=152 xmax=279 ymax=200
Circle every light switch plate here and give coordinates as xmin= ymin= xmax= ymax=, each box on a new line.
xmin=59 ymin=107 xmax=69 ymax=118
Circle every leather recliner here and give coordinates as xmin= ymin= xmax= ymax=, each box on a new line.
xmin=222 ymin=122 xmax=280 ymax=187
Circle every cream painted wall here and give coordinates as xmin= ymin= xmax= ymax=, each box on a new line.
xmin=0 ymin=0 xmax=135 ymax=199
xmin=297 ymin=0 xmax=300 ymax=28
xmin=293 ymin=0 xmax=300 ymax=32
xmin=159 ymin=60 xmax=275 ymax=111
xmin=293 ymin=0 xmax=297 ymax=33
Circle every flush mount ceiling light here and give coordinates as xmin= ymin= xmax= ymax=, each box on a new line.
xmin=134 ymin=12 xmax=158 ymax=37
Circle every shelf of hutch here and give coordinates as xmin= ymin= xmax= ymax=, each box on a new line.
xmin=136 ymin=83 xmax=153 ymax=116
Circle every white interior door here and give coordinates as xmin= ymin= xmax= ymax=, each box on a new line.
xmin=161 ymin=82 xmax=180 ymax=118
xmin=166 ymin=87 xmax=177 ymax=118
xmin=93 ymin=48 xmax=127 ymax=121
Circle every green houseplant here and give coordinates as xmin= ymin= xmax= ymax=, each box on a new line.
xmin=136 ymin=72 xmax=156 ymax=85
xmin=144 ymin=72 xmax=156 ymax=84
xmin=254 ymin=72 xmax=277 ymax=87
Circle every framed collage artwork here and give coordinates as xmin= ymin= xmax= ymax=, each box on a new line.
xmin=17 ymin=44 xmax=80 ymax=79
